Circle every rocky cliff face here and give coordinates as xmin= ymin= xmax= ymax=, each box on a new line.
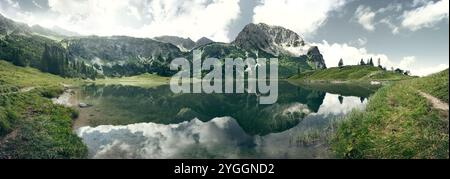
xmin=194 ymin=37 xmax=214 ymax=48
xmin=306 ymin=46 xmax=327 ymax=69
xmin=233 ymin=23 xmax=305 ymax=56
xmin=61 ymin=36 xmax=185 ymax=76
xmin=63 ymin=36 xmax=183 ymax=63
xmin=233 ymin=23 xmax=326 ymax=69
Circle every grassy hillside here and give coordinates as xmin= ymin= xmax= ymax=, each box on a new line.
xmin=332 ymin=69 xmax=449 ymax=159
xmin=410 ymin=69 xmax=449 ymax=103
xmin=0 ymin=60 xmax=87 ymax=159
xmin=92 ymin=73 xmax=170 ymax=88
xmin=0 ymin=60 xmax=83 ymax=88
xmin=290 ymin=65 xmax=413 ymax=82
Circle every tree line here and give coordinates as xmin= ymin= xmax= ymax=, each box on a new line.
xmin=337 ymin=57 xmax=411 ymax=75
xmin=41 ymin=44 xmax=98 ymax=79
xmin=0 ymin=35 xmax=98 ymax=79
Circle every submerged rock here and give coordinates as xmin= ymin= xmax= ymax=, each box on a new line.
xmin=370 ymin=81 xmax=382 ymax=85
xmin=79 ymin=103 xmax=92 ymax=108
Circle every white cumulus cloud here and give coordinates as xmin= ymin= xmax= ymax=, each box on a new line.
xmin=412 ymin=64 xmax=449 ymax=77
xmin=354 ymin=5 xmax=376 ymax=31
xmin=380 ymin=18 xmax=400 ymax=34
xmin=398 ymin=56 xmax=448 ymax=76
xmin=401 ymin=0 xmax=449 ymax=31
xmin=252 ymin=0 xmax=347 ymax=36
xmin=2 ymin=0 xmax=241 ymax=42
xmin=398 ymin=56 xmax=416 ymax=69
xmin=138 ymin=0 xmax=241 ymax=42
xmin=395 ymin=56 xmax=421 ymax=75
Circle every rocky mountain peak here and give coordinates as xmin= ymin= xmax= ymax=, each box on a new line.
xmin=306 ymin=46 xmax=327 ymax=69
xmin=154 ymin=36 xmax=196 ymax=51
xmin=233 ymin=23 xmax=306 ymax=56
xmin=195 ymin=37 xmax=214 ymax=46
xmin=233 ymin=23 xmax=326 ymax=69
xmin=154 ymin=36 xmax=215 ymax=51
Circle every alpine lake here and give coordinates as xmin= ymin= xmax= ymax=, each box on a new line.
xmin=72 ymin=80 xmax=381 ymax=159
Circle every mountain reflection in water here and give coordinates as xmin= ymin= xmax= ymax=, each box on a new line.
xmin=75 ymin=81 xmax=378 ymax=158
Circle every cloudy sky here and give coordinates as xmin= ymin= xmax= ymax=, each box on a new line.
xmin=0 ymin=0 xmax=448 ymax=76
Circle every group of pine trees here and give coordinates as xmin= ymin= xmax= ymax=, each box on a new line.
xmin=100 ymin=55 xmax=174 ymax=77
xmin=337 ymin=57 xmax=380 ymax=68
xmin=1 ymin=41 xmax=98 ymax=79
xmin=10 ymin=48 xmax=27 ymax=67
xmin=0 ymin=40 xmax=28 ymax=67
xmin=337 ymin=57 xmax=410 ymax=75
xmin=358 ymin=58 xmax=375 ymax=66
xmin=40 ymin=44 xmax=98 ymax=79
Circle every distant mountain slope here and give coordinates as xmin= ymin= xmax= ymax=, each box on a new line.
xmin=154 ymin=36 xmax=214 ymax=51
xmin=62 ymin=36 xmax=185 ymax=76
xmin=154 ymin=36 xmax=196 ymax=51
xmin=233 ymin=23 xmax=326 ymax=69
xmin=30 ymin=25 xmax=80 ymax=39
xmin=1 ymin=13 xmax=77 ymax=39
xmin=0 ymin=13 xmax=29 ymax=35
xmin=31 ymin=25 xmax=64 ymax=39
xmin=1 ymin=13 xmax=327 ymax=78
xmin=194 ymin=37 xmax=214 ymax=48
xmin=0 ymin=13 xmax=98 ymax=78
xmin=64 ymin=24 xmax=321 ymax=78
xmin=64 ymin=36 xmax=183 ymax=62
xmin=233 ymin=23 xmax=305 ymax=56
xmin=193 ymin=42 xmax=314 ymax=78
xmin=51 ymin=26 xmax=80 ymax=37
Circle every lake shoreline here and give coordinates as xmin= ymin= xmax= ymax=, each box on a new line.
xmin=51 ymin=86 xmax=92 ymax=129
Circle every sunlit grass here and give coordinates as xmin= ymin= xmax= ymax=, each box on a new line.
xmin=410 ymin=69 xmax=449 ymax=103
xmin=0 ymin=60 xmax=87 ymax=159
xmin=331 ymin=69 xmax=449 ymax=159
xmin=0 ymin=60 xmax=82 ymax=89
xmin=92 ymin=73 xmax=170 ymax=88
xmin=290 ymin=65 xmax=414 ymax=82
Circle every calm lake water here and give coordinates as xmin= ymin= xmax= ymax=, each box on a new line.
xmin=74 ymin=81 xmax=379 ymax=159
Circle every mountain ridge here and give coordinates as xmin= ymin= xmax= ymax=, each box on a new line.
xmin=154 ymin=36 xmax=215 ymax=51
xmin=1 ymin=14 xmax=327 ymax=78
xmin=1 ymin=13 xmax=78 ymax=39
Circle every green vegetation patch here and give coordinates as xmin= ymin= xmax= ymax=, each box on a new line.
xmin=0 ymin=92 xmax=87 ymax=159
xmin=93 ymin=73 xmax=170 ymax=88
xmin=0 ymin=60 xmax=87 ymax=159
xmin=291 ymin=65 xmax=413 ymax=82
xmin=410 ymin=69 xmax=449 ymax=103
xmin=0 ymin=60 xmax=81 ymax=89
xmin=331 ymin=70 xmax=449 ymax=159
